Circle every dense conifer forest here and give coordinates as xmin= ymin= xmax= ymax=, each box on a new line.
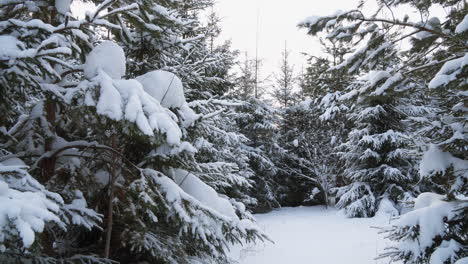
xmin=0 ymin=0 xmax=466 ymax=263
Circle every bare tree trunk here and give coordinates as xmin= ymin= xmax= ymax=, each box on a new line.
xmin=104 ymin=178 xmax=115 ymax=259
xmin=41 ymin=98 xmax=56 ymax=183
xmin=323 ymin=190 xmax=329 ymax=209
xmin=104 ymin=132 xmax=119 ymax=259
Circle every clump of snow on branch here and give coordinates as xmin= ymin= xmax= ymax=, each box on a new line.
xmin=84 ymin=41 xmax=126 ymax=80
xmin=0 ymin=162 xmax=63 ymax=250
xmin=168 ymin=168 xmax=238 ymax=220
xmin=60 ymin=190 xmax=102 ymax=231
xmin=0 ymin=35 xmax=22 ymax=60
xmin=383 ymin=193 xmax=463 ymax=263
xmin=299 ymin=10 xmax=344 ymax=28
xmin=132 ymin=169 xmax=264 ymax=257
xmin=137 ymin=71 xmax=186 ymax=109
xmin=419 ymin=144 xmax=468 ymax=179
xmin=55 ymin=0 xmax=72 ymax=15
xmin=455 ymin=14 xmax=468 ymax=34
xmin=429 ymin=54 xmax=468 ymax=89
xmin=137 ymin=70 xmax=199 ymax=126
xmin=83 ymin=41 xmax=197 ymax=145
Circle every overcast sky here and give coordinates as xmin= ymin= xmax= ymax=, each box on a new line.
xmin=73 ymin=0 xmax=362 ymax=80
xmin=211 ymin=0 xmax=363 ymax=80
xmin=73 ymin=0 xmax=446 ymax=90
xmin=211 ymin=1 xmax=448 ymax=83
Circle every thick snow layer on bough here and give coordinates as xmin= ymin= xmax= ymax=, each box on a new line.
xmin=136 ymin=70 xmax=186 ymax=109
xmin=455 ymin=14 xmax=468 ymax=34
xmin=136 ymin=70 xmax=199 ymax=126
xmin=84 ymin=41 xmax=126 ymax=80
xmin=55 ymin=0 xmax=71 ymax=15
xmin=169 ymin=168 xmax=238 ymax=220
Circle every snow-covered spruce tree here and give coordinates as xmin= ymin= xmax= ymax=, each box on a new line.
xmin=282 ymin=39 xmax=353 ymax=206
xmin=103 ymin=1 xmax=266 ymax=262
xmin=140 ymin=3 xmax=275 ymax=216
xmin=59 ymin=40 xmax=264 ymax=263
xmin=187 ymin=98 xmax=258 ymax=207
xmin=98 ymin=3 xmax=266 ymax=263
xmin=231 ymin=52 xmax=257 ymax=100
xmin=136 ymin=0 xmax=257 ymax=205
xmin=300 ymin=39 xmax=352 ymax=99
xmin=336 ymin=73 xmax=417 ymax=217
xmin=0 ymin=0 xmax=137 ymax=262
xmin=382 ymin=5 xmax=468 ymax=264
xmin=175 ymin=23 xmax=259 ymax=212
xmin=225 ymin=51 xmax=283 ymax=212
xmin=278 ymin=101 xmax=329 ymax=206
xmin=272 ymin=44 xmax=296 ymax=108
xmin=299 ymin=3 xmax=420 ymax=217
xmin=233 ymin=98 xmax=286 ymax=212
xmin=279 ymin=94 xmax=350 ymax=206
xmin=1 ymin=1 xmax=265 ymax=263
xmin=300 ymin=0 xmax=467 ymax=261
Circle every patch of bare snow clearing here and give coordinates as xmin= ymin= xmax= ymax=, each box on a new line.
xmin=229 ymin=206 xmax=400 ymax=264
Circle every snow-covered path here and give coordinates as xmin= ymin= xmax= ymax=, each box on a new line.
xmin=229 ymin=206 xmax=399 ymax=264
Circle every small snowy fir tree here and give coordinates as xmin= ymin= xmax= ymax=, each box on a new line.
xmin=279 ymin=100 xmax=333 ymax=206
xmin=232 ymin=52 xmax=257 ymax=100
xmin=272 ymin=44 xmax=296 ymax=108
xmin=336 ymin=73 xmax=417 ymax=217
xmin=300 ymin=38 xmax=352 ymax=99
xmin=283 ymin=39 xmax=353 ymax=206
xmin=299 ymin=1 xmax=422 ymax=217
xmin=234 ymin=98 xmax=286 ymax=212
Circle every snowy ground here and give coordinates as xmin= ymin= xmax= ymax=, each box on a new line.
xmin=229 ymin=206 xmax=400 ymax=264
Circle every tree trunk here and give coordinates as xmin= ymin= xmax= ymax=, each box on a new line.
xmin=41 ymin=98 xmax=56 ymax=183
xmin=104 ymin=177 xmax=115 ymax=259
xmin=104 ymin=133 xmax=119 ymax=259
